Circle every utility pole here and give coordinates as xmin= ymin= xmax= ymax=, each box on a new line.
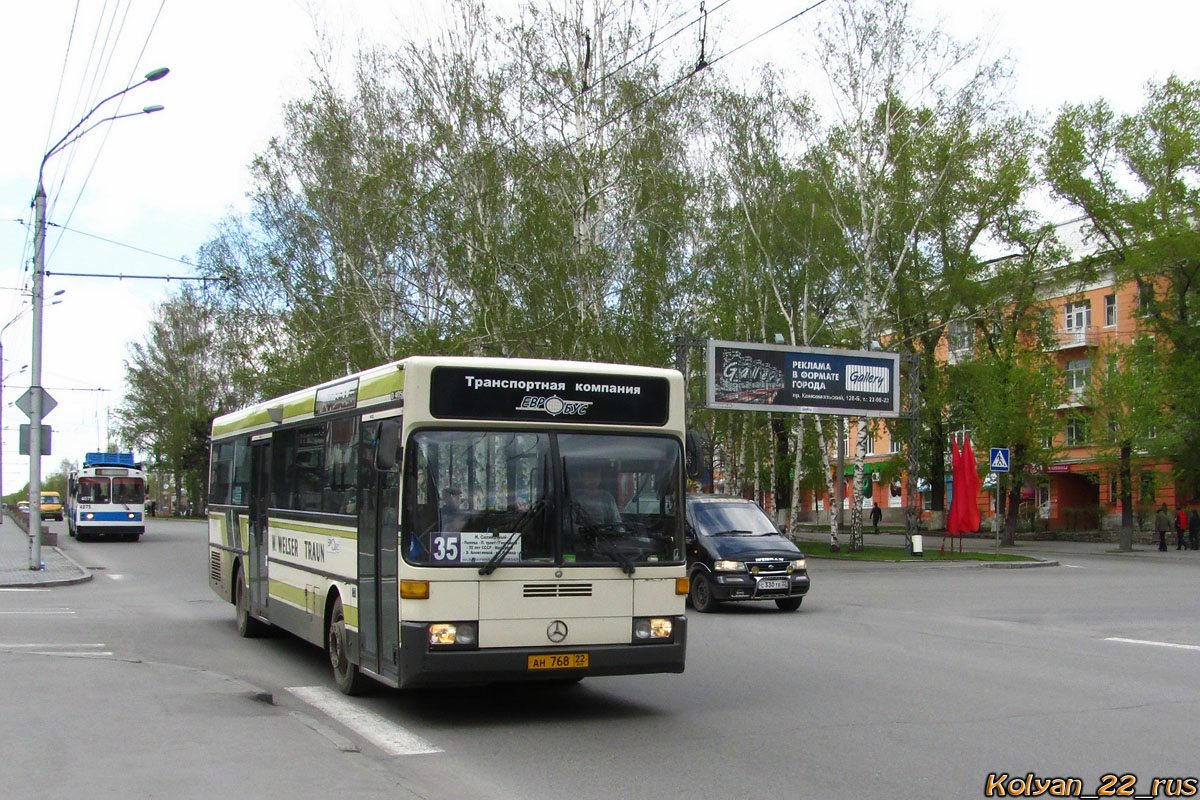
xmin=28 ymin=183 xmax=47 ymax=569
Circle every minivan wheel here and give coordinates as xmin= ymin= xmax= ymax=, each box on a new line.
xmin=690 ymin=573 xmax=718 ymax=613
xmin=775 ymin=596 xmax=802 ymax=611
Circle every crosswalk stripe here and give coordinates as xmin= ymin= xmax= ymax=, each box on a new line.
xmin=287 ymin=686 xmax=442 ymax=756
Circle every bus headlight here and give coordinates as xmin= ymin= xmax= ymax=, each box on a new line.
xmin=84 ymin=512 xmax=95 ymax=520
xmin=428 ymin=622 xmax=478 ymax=648
xmin=632 ymin=617 xmax=673 ymax=642
xmin=713 ymin=559 xmax=744 ymax=572
xmin=127 ymin=513 xmax=137 ymax=520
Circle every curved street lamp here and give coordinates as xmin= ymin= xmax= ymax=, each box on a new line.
xmin=27 ymin=68 xmax=167 ymax=569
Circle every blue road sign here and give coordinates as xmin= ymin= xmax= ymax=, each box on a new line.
xmin=989 ymin=447 xmax=1010 ymax=472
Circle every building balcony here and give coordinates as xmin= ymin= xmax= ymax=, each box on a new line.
xmin=1050 ymin=327 xmax=1099 ymax=350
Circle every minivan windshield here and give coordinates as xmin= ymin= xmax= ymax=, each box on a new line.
xmin=402 ymin=430 xmax=683 ymax=569
xmin=690 ymin=499 xmax=780 ymax=537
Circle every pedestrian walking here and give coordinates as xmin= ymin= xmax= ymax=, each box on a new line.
xmin=1175 ymin=506 xmax=1188 ymax=550
xmin=870 ymin=502 xmax=882 ymax=535
xmin=1190 ymin=508 xmax=1200 ymax=551
xmin=1155 ymin=503 xmax=1170 ymax=552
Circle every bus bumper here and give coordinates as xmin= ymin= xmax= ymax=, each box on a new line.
xmin=396 ymin=616 xmax=687 ymax=688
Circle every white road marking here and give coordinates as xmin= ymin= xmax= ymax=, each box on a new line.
xmin=287 ymin=686 xmax=442 ymax=756
xmin=0 ymin=643 xmax=106 ymax=648
xmin=1105 ymin=637 xmax=1200 ymax=652
xmin=0 ymin=609 xmax=75 ymax=615
xmin=0 ymin=643 xmax=112 ymax=657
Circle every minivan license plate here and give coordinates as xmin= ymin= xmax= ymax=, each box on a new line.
xmin=757 ymin=578 xmax=789 ymax=591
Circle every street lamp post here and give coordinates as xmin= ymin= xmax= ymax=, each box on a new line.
xmin=27 ymin=67 xmax=167 ymax=570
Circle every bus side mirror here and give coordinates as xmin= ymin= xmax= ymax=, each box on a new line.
xmin=375 ymin=419 xmax=402 ymax=471
xmin=685 ymin=430 xmax=705 ymax=482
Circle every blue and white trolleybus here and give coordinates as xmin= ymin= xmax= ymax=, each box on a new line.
xmin=67 ymin=452 xmax=147 ymax=541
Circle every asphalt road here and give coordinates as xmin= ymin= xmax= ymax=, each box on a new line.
xmin=2 ymin=517 xmax=1198 ymax=799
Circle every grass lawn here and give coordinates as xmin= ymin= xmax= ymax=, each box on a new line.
xmin=797 ymin=540 xmax=1037 ymax=563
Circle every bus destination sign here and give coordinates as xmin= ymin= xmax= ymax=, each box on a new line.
xmin=430 ymin=366 xmax=670 ymax=425
xmin=706 ymin=339 xmax=900 ymax=418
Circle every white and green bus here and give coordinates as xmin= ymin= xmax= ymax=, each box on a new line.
xmin=208 ymin=356 xmax=692 ymax=693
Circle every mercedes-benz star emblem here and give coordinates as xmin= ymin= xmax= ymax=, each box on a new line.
xmin=547 ymin=620 xmax=568 ymax=643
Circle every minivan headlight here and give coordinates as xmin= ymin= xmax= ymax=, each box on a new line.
xmin=790 ymin=559 xmax=806 ymax=571
xmin=714 ymin=559 xmax=744 ymax=572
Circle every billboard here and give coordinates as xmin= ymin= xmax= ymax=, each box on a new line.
xmin=706 ymin=339 xmax=901 ymax=417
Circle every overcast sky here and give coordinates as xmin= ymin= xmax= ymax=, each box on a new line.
xmin=1 ymin=0 xmax=1196 ymax=495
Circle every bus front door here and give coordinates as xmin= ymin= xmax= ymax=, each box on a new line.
xmin=357 ymin=421 xmax=400 ymax=683
xmin=248 ymin=440 xmax=271 ymax=616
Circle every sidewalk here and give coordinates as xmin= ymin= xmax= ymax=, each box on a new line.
xmin=0 ymin=515 xmax=91 ymax=587
xmin=792 ymin=526 xmax=1200 ymax=561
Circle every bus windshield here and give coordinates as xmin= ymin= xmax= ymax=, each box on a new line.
xmin=403 ymin=430 xmax=683 ymax=568
xmin=79 ymin=476 xmax=110 ymax=504
xmin=112 ymin=478 xmax=145 ymax=504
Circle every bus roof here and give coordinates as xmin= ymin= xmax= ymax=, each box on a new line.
xmin=211 ymin=356 xmax=682 ymax=440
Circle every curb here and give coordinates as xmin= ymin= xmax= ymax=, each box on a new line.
xmin=983 ymin=559 xmax=1059 ymax=569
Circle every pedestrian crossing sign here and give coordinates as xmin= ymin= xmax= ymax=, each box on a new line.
xmin=989 ymin=447 xmax=1010 ymax=472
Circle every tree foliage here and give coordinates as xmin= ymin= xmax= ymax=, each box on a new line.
xmin=116 ymin=0 xmax=1198 ymax=532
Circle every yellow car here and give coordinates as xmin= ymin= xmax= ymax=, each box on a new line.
xmin=40 ymin=491 xmax=63 ymax=521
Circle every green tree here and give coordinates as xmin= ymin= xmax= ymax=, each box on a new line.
xmin=809 ymin=0 xmax=1012 ymax=549
xmin=115 ymin=287 xmax=239 ymax=514
xmin=1044 ymin=75 xmax=1200 ymax=490
xmin=1084 ymin=338 xmax=1167 ymax=548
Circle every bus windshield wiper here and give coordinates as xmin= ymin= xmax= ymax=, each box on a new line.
xmin=479 ymin=529 xmax=521 ymax=575
xmin=478 ymin=499 xmax=544 ymax=575
xmin=591 ymin=534 xmax=636 ymax=575
xmin=570 ymin=500 xmax=636 ymax=575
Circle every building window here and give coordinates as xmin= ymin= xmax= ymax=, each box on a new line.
xmin=889 ymin=429 xmax=901 ymax=453
xmin=1104 ymin=294 xmax=1117 ymax=327
xmin=1138 ymin=282 xmax=1154 ymax=310
xmin=1140 ymin=472 xmax=1155 ymax=502
xmin=1065 ymin=358 xmax=1091 ymax=393
xmin=947 ymin=319 xmax=973 ymax=355
xmin=1064 ymin=300 xmax=1091 ymax=331
xmin=1065 ymin=416 xmax=1088 ymax=446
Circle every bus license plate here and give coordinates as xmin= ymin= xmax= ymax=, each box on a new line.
xmin=528 ymin=653 xmax=588 ymax=670
xmin=758 ymin=578 xmax=789 ymax=591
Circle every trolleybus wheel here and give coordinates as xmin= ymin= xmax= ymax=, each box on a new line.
xmin=328 ymin=596 xmax=368 ymax=695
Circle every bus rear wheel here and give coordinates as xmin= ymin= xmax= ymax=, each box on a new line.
xmin=328 ymin=596 xmax=368 ymax=696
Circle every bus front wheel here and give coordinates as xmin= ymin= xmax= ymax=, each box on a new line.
xmin=235 ymin=570 xmax=268 ymax=638
xmin=328 ymin=596 xmax=368 ymax=696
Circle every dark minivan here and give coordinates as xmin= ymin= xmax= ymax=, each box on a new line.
xmin=685 ymin=494 xmax=810 ymax=612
